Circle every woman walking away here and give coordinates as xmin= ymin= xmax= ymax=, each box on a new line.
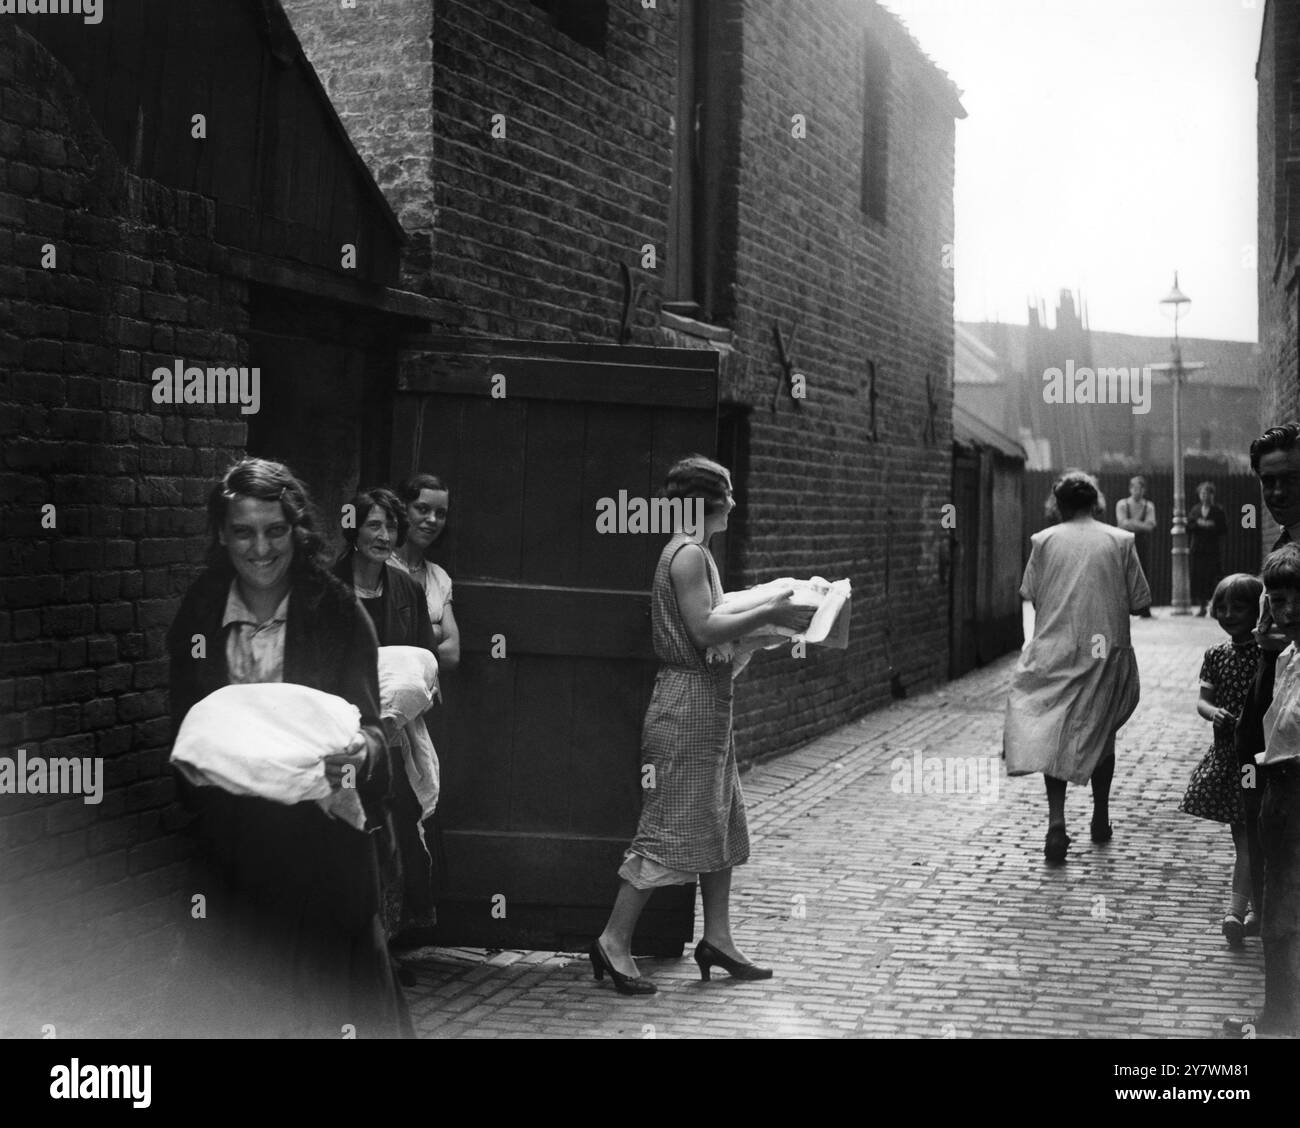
xmin=1005 ymin=470 xmax=1151 ymax=863
xmin=1178 ymin=573 xmax=1263 ymax=946
xmin=591 ymin=455 xmax=814 ymax=994
xmin=167 ymin=459 xmax=410 ymax=1038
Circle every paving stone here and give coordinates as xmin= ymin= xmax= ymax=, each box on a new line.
xmin=403 ymin=612 xmax=1264 ymax=1038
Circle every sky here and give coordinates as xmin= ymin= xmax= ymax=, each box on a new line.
xmin=879 ymin=0 xmax=1264 ymax=343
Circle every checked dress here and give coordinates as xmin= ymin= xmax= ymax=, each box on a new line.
xmin=619 ymin=534 xmax=750 ymax=886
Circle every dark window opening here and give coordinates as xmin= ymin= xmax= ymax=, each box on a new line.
xmin=861 ymin=33 xmax=889 ymax=222
xmin=531 ymin=0 xmax=608 ymax=54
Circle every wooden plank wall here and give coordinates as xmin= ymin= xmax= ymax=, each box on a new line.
xmin=19 ymin=0 xmax=402 ymax=283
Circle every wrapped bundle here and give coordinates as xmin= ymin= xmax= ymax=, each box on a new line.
xmin=377 ymin=645 xmax=441 ymax=820
xmin=378 ymin=645 xmax=440 ymax=723
xmin=707 ymin=576 xmax=852 ymax=667
xmin=169 ymin=682 xmax=367 ymax=830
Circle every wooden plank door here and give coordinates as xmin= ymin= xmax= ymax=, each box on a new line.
xmin=393 ymin=339 xmax=719 ymax=955
xmin=949 ymin=452 xmax=981 ymax=678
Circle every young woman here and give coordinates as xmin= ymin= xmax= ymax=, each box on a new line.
xmin=389 ymin=474 xmax=459 ymax=673
xmin=167 ymin=459 xmax=410 ymax=1037
xmin=387 ymin=473 xmax=458 ymax=937
xmin=591 ymin=455 xmax=814 ymax=994
xmin=332 ymin=487 xmax=439 ymax=959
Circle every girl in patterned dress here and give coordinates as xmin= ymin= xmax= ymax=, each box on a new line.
xmin=1179 ymin=573 xmax=1264 ymax=947
xmin=590 ymin=456 xmax=815 ymax=994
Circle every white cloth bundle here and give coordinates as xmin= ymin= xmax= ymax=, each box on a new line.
xmin=377 ymin=646 xmax=440 ymax=819
xmin=706 ymin=576 xmax=853 ymax=667
xmin=1261 ymin=643 xmax=1300 ymax=766
xmin=169 ymin=683 xmax=367 ymax=830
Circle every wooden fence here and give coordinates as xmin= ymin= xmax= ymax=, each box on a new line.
xmin=1021 ymin=471 xmax=1263 ymax=606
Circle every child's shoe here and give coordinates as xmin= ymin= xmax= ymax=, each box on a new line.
xmin=1243 ymin=910 xmax=1261 ymax=937
xmin=1222 ymin=914 xmax=1246 ymax=948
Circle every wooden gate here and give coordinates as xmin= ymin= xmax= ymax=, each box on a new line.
xmin=393 ymin=339 xmax=720 ymax=955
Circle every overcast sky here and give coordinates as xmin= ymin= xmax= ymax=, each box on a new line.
xmin=880 ymin=0 xmax=1264 ymax=342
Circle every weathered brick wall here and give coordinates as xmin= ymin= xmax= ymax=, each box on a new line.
xmin=284 ymin=0 xmax=959 ymax=760
xmin=1257 ymin=0 xmax=1300 ymax=551
xmin=0 ymin=23 xmax=249 ymax=1035
xmin=281 ymin=0 xmax=437 ymax=289
xmin=718 ymin=1 xmax=958 ymax=757
xmin=285 ymin=0 xmax=676 ymax=338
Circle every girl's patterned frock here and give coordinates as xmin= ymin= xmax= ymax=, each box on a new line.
xmin=1179 ymin=639 xmax=1261 ymax=824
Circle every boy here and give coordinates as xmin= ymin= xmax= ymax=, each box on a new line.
xmin=1247 ymin=544 xmax=1300 ymax=1035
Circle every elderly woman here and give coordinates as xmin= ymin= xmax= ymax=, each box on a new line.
xmin=590 ymin=455 xmax=814 ymax=994
xmin=332 ymin=487 xmax=440 ymax=960
xmin=1117 ymin=475 xmax=1157 ymax=618
xmin=1006 ymin=470 xmax=1151 ymax=863
xmin=167 ymin=459 xmax=410 ymax=1037
xmin=1189 ymin=480 xmax=1229 ymax=617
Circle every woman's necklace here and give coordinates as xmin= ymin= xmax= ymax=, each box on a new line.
xmin=353 ymin=558 xmax=385 ymax=599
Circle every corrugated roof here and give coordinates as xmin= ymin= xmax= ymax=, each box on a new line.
xmin=953 ymin=400 xmax=1026 ymax=461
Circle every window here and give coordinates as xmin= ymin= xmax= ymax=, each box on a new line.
xmin=861 ymin=33 xmax=889 ymax=222
xmin=531 ymin=0 xmax=607 ymax=54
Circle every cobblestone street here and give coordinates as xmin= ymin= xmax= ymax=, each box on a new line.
xmin=402 ymin=612 xmax=1265 ymax=1038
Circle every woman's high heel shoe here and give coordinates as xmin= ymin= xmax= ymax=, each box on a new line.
xmin=589 ymin=940 xmax=656 ymax=995
xmin=694 ymin=939 xmax=773 ymax=981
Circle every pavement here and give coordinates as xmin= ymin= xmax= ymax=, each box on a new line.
xmin=400 ymin=610 xmax=1266 ymax=1038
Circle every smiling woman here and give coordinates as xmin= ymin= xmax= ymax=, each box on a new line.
xmin=166 ymin=458 xmax=411 ymax=1038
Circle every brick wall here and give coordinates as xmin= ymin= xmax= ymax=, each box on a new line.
xmin=285 ymin=0 xmax=677 ymax=338
xmin=284 ymin=0 xmax=959 ymax=760
xmin=0 ymin=24 xmax=250 ymax=1035
xmin=280 ymin=0 xmax=437 ymax=290
xmin=712 ymin=1 xmax=958 ymax=757
xmin=1257 ymin=0 xmax=1300 ymax=550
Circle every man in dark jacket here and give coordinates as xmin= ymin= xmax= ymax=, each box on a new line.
xmin=1225 ymin=422 xmax=1300 ymax=1037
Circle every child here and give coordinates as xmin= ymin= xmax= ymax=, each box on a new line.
xmin=1254 ymin=543 xmax=1300 ymax=1035
xmin=1178 ymin=573 xmax=1263 ymax=946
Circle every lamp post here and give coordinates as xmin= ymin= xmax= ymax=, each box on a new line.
xmin=1159 ymin=273 xmax=1192 ymax=616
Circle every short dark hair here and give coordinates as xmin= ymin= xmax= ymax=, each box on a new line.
xmin=1262 ymin=544 xmax=1300 ymax=591
xmin=206 ymin=458 xmax=331 ymax=573
xmin=1209 ymin=572 xmax=1262 ymax=617
xmin=665 ymin=454 xmax=731 ymax=515
xmin=342 ymin=486 xmax=406 ymax=549
xmin=1196 ymin=480 xmax=1216 ymax=495
xmin=1052 ymin=470 xmax=1100 ymax=520
xmin=396 ymin=473 xmax=448 ymax=505
xmin=1250 ymin=422 xmax=1300 ymax=474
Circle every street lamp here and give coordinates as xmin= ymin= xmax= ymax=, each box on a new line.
xmin=1159 ymin=273 xmax=1192 ymax=615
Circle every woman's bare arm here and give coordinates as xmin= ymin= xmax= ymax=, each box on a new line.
xmin=670 ymin=544 xmax=813 ymax=649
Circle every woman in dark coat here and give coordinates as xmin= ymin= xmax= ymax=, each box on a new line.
xmin=167 ymin=459 xmax=410 ymax=1038
xmin=332 ymin=487 xmax=441 ymax=953
xmin=1189 ymin=480 xmax=1229 ymax=616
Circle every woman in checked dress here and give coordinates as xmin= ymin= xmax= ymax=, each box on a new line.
xmin=590 ymin=456 xmax=814 ymax=995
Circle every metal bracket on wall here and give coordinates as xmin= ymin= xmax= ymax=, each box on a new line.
xmin=618 ymin=261 xmax=648 ymax=345
xmin=771 ymin=320 xmax=801 ymax=413
xmin=923 ymin=371 xmax=938 ymax=445
xmin=867 ymin=359 xmax=879 ymax=440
